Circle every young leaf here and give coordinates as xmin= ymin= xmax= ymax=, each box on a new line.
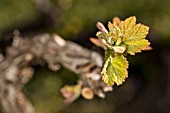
xmin=101 ymin=49 xmax=129 ymax=86
xmin=119 ymin=16 xmax=136 ymax=37
xmin=119 ymin=16 xmax=150 ymax=55
xmin=90 ymin=38 xmax=105 ymax=48
xmin=124 ymin=39 xmax=150 ymax=55
xmin=112 ymin=17 xmax=121 ymax=26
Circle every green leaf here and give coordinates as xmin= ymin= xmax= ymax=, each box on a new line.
xmin=119 ymin=16 xmax=136 ymax=38
xmin=118 ymin=16 xmax=150 ymax=55
xmin=124 ymin=39 xmax=150 ymax=55
xmin=101 ymin=50 xmax=129 ymax=86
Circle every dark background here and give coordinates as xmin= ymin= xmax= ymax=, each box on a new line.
xmin=0 ymin=0 xmax=170 ymax=113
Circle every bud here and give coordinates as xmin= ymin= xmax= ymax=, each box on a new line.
xmin=96 ymin=22 xmax=108 ymax=33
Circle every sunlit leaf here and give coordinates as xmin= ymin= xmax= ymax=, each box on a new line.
xmin=119 ymin=16 xmax=136 ymax=37
xmin=124 ymin=39 xmax=150 ymax=55
xmin=118 ymin=16 xmax=150 ymax=55
xmin=101 ymin=50 xmax=129 ymax=86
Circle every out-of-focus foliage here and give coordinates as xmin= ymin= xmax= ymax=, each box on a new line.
xmin=54 ymin=0 xmax=170 ymax=43
xmin=0 ymin=0 xmax=170 ymax=43
xmin=0 ymin=0 xmax=39 ymax=35
xmin=24 ymin=67 xmax=78 ymax=113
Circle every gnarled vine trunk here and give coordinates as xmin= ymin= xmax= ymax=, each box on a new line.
xmin=0 ymin=33 xmax=112 ymax=113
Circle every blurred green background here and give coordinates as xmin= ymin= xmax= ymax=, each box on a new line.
xmin=1 ymin=0 xmax=170 ymax=113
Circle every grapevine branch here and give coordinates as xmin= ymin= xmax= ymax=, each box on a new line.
xmin=0 ymin=33 xmax=112 ymax=113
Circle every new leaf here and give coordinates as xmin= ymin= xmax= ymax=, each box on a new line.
xmin=101 ymin=49 xmax=129 ymax=86
xmin=119 ymin=16 xmax=150 ymax=55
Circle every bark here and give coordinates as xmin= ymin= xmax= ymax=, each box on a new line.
xmin=0 ymin=33 xmax=112 ymax=113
